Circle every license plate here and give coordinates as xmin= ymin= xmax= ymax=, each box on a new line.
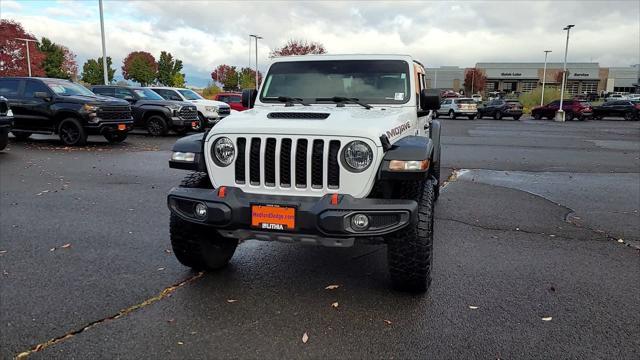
xmin=117 ymin=124 xmax=126 ymax=131
xmin=251 ymin=205 xmax=295 ymax=231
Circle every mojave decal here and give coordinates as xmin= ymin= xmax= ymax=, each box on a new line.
xmin=386 ymin=121 xmax=412 ymax=139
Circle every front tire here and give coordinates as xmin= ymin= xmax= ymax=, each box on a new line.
xmin=194 ymin=114 xmax=207 ymax=131
xmin=624 ymin=111 xmax=636 ymax=121
xmin=170 ymin=172 xmax=238 ymax=270
xmin=513 ymin=115 xmax=521 ymax=120
xmin=448 ymin=110 xmax=456 ymax=120
xmin=386 ymin=178 xmax=435 ymax=293
xmin=58 ymin=118 xmax=87 ymax=146
xmin=494 ymin=110 xmax=502 ymax=120
xmin=0 ymin=130 xmax=8 ymax=150
xmin=146 ymin=115 xmax=168 ymax=136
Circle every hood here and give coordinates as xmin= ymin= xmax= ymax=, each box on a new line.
xmin=58 ymin=94 xmax=129 ymax=106
xmin=211 ymin=104 xmax=417 ymax=145
xmin=190 ymin=99 xmax=229 ymax=108
xmin=136 ymin=99 xmax=193 ymax=108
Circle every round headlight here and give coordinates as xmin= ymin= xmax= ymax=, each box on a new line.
xmin=212 ymin=137 xmax=235 ymax=166
xmin=342 ymin=141 xmax=373 ymax=172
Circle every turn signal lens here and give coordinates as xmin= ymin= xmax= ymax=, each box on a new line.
xmin=389 ymin=160 xmax=429 ymax=171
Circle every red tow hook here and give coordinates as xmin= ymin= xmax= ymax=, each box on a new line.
xmin=218 ymin=186 xmax=227 ymax=198
xmin=330 ymin=193 xmax=339 ymax=205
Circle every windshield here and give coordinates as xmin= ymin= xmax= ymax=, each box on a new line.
xmin=260 ymin=60 xmax=411 ymax=105
xmin=47 ymin=82 xmax=95 ymax=96
xmin=134 ymin=88 xmax=164 ymax=100
xmin=178 ymin=89 xmax=203 ymax=100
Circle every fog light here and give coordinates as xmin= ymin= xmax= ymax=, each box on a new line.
xmin=194 ymin=203 xmax=207 ymax=218
xmin=351 ymin=213 xmax=369 ymax=231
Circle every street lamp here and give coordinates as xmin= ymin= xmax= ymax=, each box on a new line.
xmin=15 ymin=38 xmax=37 ymax=77
xmin=249 ymin=34 xmax=263 ymax=90
xmin=541 ymin=50 xmax=552 ymax=106
xmin=556 ymin=24 xmax=574 ymax=122
xmin=99 ymin=0 xmax=109 ymax=85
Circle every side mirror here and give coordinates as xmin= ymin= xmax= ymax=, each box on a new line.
xmin=420 ymin=89 xmax=441 ymax=111
xmin=34 ymin=92 xmax=51 ymax=101
xmin=123 ymin=95 xmax=135 ymax=103
xmin=241 ymin=89 xmax=257 ymax=109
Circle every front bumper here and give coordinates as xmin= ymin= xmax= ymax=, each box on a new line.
xmin=0 ymin=116 xmax=13 ymax=130
xmin=85 ymin=119 xmax=134 ymax=135
xmin=167 ymin=187 xmax=417 ymax=246
xmin=171 ymin=116 xmax=198 ymax=127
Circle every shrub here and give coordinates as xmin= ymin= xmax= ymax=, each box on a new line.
xmin=519 ymin=87 xmax=570 ymax=114
xmin=201 ymin=82 xmax=222 ymax=99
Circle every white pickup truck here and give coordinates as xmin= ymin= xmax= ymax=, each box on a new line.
xmin=149 ymin=86 xmax=230 ymax=130
xmin=165 ymin=54 xmax=442 ymax=292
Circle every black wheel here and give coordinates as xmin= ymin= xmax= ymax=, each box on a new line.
xmin=513 ymin=115 xmax=521 ymax=120
xmin=467 ymin=115 xmax=476 ymax=120
xmin=494 ymin=110 xmax=502 ymax=120
xmin=433 ymin=111 xmax=439 ymax=119
xmin=624 ymin=112 xmax=635 ymax=121
xmin=477 ymin=112 xmax=483 ymax=119
xmin=170 ymin=172 xmax=238 ymax=270
xmin=566 ymin=112 xmax=575 ymax=121
xmin=146 ymin=115 xmax=168 ymax=136
xmin=58 ymin=118 xmax=87 ymax=146
xmin=448 ymin=110 xmax=456 ymax=120
xmin=0 ymin=130 xmax=8 ymax=150
xmin=194 ymin=113 xmax=206 ymax=131
xmin=386 ymin=178 xmax=435 ymax=293
xmin=104 ymin=132 xmax=127 ymax=144
xmin=11 ymin=131 xmax=32 ymax=140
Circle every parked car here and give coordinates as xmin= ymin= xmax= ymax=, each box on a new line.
xmin=531 ymin=100 xmax=593 ymax=121
xmin=592 ymin=100 xmax=640 ymax=121
xmin=477 ymin=99 xmax=523 ymax=120
xmin=0 ymin=77 xmax=133 ymax=145
xmin=471 ymin=94 xmax=482 ymax=103
xmin=91 ymin=85 xmax=198 ymax=136
xmin=0 ymin=96 xmax=13 ymax=150
xmin=165 ymin=54 xmax=442 ymax=293
xmin=440 ymin=90 xmax=460 ymax=98
xmin=149 ymin=87 xmax=230 ymax=130
xmin=606 ymin=93 xmax=628 ymax=101
xmin=214 ymin=92 xmax=246 ymax=111
xmin=628 ymin=94 xmax=640 ymax=101
xmin=435 ymin=97 xmax=477 ymax=119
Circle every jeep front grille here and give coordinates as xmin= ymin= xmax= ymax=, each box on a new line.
xmin=234 ymin=137 xmax=341 ymax=190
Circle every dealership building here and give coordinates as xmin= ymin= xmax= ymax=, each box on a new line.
xmin=426 ymin=63 xmax=639 ymax=95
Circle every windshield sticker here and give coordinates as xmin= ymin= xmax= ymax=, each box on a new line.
xmin=394 ymin=93 xmax=404 ymax=101
xmin=386 ymin=121 xmax=411 ymax=139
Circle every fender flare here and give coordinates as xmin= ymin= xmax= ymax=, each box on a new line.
xmin=169 ymin=132 xmax=208 ymax=172
xmin=377 ymin=135 xmax=434 ymax=180
xmin=430 ymin=119 xmax=441 ymax=165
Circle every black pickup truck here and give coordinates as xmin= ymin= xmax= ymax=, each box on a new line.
xmin=592 ymin=100 xmax=639 ymax=121
xmin=0 ymin=77 xmax=133 ymax=145
xmin=0 ymin=96 xmax=13 ymax=150
xmin=91 ymin=86 xmax=198 ymax=136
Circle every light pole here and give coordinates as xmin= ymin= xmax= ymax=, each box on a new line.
xmin=15 ymin=38 xmax=37 ymax=77
xmin=99 ymin=0 xmax=109 ymax=84
xmin=249 ymin=34 xmax=263 ymax=90
xmin=556 ymin=25 xmax=574 ymax=122
xmin=541 ymin=50 xmax=552 ymax=106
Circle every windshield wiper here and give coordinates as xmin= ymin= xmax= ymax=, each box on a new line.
xmin=274 ymin=96 xmax=310 ymax=107
xmin=316 ymin=96 xmax=372 ymax=110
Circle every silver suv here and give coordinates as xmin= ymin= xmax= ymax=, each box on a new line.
xmin=435 ymin=98 xmax=478 ymax=119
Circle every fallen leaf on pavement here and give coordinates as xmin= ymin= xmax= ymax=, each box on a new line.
xmin=167 ymin=319 xmax=175 ymax=323
xmin=541 ymin=317 xmax=553 ymax=321
xmin=61 ymin=243 xmax=71 ymax=249
xmin=331 ymin=302 xmax=339 ymax=308
xmin=157 ymin=267 xmax=165 ymax=271
xmin=164 ymin=249 xmax=172 ymax=254
xmin=0 ymin=250 xmax=7 ymax=255
xmin=302 ymin=332 xmax=309 ymax=343
xmin=469 ymin=306 xmax=479 ymax=310
xmin=50 ymin=248 xmax=56 ymax=252
xmin=227 ymin=299 xmax=238 ymax=303
xmin=383 ymin=320 xmax=392 ymax=325
xmin=177 ymin=341 xmax=184 ymax=345
xmin=617 ymin=239 xmax=624 ymax=243
xmin=325 ymin=284 xmax=340 ymax=290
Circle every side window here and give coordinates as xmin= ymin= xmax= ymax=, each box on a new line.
xmin=114 ymin=88 xmax=133 ymax=99
xmin=24 ymin=80 xmax=51 ymax=98
xmin=0 ymin=79 xmax=21 ymax=98
xmin=155 ymin=89 xmax=182 ymax=101
xmin=218 ymin=95 xmax=228 ymax=102
xmin=548 ymin=100 xmax=559 ymax=106
xmin=230 ymin=96 xmax=241 ymax=103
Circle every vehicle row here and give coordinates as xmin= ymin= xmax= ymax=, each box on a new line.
xmin=434 ymin=97 xmax=523 ymax=120
xmin=0 ymin=77 xmax=232 ymax=146
xmin=532 ymin=99 xmax=639 ymax=121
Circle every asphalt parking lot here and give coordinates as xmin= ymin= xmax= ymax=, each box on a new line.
xmin=1 ymin=118 xmax=639 ymax=359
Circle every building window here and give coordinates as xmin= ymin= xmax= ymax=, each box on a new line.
xmin=566 ymin=81 xmax=580 ymax=95
xmin=522 ymin=81 xmax=538 ymax=93
xmin=581 ymin=81 xmax=598 ymax=94
xmin=485 ymin=82 xmax=497 ymax=92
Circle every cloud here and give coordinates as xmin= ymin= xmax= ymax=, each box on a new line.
xmin=3 ymin=0 xmax=638 ymax=87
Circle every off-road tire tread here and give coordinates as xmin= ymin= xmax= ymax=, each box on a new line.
xmin=387 ymin=178 xmax=435 ymax=293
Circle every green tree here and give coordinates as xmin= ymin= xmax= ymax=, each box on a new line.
xmin=122 ymin=51 xmax=157 ymax=86
xmin=80 ymin=57 xmax=115 ymax=85
xmin=157 ymin=51 xmax=184 ymax=86
xmin=238 ymin=67 xmax=262 ymax=89
xmin=39 ymin=38 xmax=66 ymax=78
xmin=171 ymin=72 xmax=186 ymax=88
xmin=202 ymin=82 xmax=222 ymax=99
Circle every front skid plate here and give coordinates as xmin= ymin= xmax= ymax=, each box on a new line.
xmin=217 ymin=229 xmax=356 ymax=247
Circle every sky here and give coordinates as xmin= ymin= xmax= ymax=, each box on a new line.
xmin=2 ymin=0 xmax=639 ymax=87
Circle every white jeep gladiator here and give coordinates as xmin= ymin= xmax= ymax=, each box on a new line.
xmin=167 ymin=54 xmax=442 ymax=292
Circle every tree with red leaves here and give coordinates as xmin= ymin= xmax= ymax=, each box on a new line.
xmin=0 ymin=19 xmax=46 ymax=77
xmin=554 ymin=69 xmax=567 ymax=84
xmin=211 ymin=64 xmax=239 ymax=90
xmin=463 ymin=68 xmax=486 ymax=94
xmin=270 ymin=39 xmax=327 ymax=57
xmin=122 ymin=51 xmax=157 ymax=86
